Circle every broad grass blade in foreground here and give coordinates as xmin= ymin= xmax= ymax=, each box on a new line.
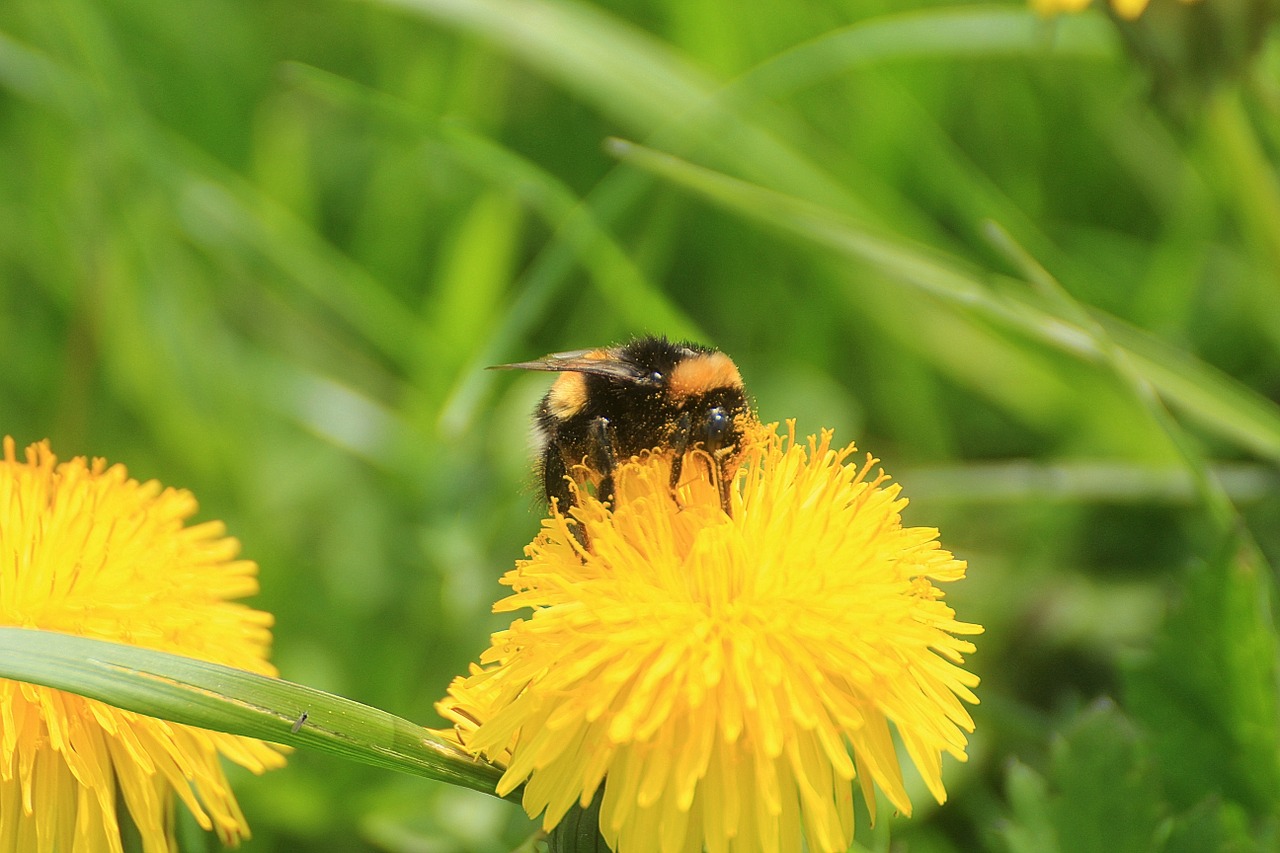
xmin=0 ymin=627 xmax=506 ymax=798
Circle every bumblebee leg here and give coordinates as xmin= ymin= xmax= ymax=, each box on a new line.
xmin=542 ymin=443 xmax=574 ymax=511
xmin=716 ymin=462 xmax=733 ymax=517
xmin=668 ymin=412 xmax=692 ymax=500
xmin=544 ymin=443 xmax=592 ymax=552
xmin=587 ymin=417 xmax=618 ymax=506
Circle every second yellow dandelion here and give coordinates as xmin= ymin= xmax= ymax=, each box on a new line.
xmin=0 ymin=438 xmax=285 ymax=853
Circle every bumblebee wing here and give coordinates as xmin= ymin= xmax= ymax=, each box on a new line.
xmin=490 ymin=349 xmax=648 ymax=384
xmin=491 ymin=348 xmax=597 ymax=370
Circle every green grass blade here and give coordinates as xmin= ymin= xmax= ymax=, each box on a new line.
xmin=356 ymin=0 xmax=708 ymax=132
xmin=904 ymin=460 xmax=1278 ymax=505
xmin=281 ymin=63 xmax=703 ymax=436
xmin=283 ymin=61 xmax=699 ymax=341
xmin=731 ymin=6 xmax=1117 ymax=103
xmin=357 ymin=0 xmax=867 ymax=215
xmin=1095 ymin=315 xmax=1280 ymax=463
xmin=0 ymin=628 xmax=506 ymax=798
xmin=606 ymin=138 xmax=1280 ymax=463
xmin=0 ymin=36 xmax=422 ymax=368
xmin=981 ymin=220 xmax=1241 ymax=533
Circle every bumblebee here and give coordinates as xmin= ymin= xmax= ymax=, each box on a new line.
xmin=495 ymin=336 xmax=756 ymax=516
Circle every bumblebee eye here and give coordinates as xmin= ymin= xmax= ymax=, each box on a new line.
xmin=648 ymin=370 xmax=664 ymax=385
xmin=702 ymin=406 xmax=731 ymax=445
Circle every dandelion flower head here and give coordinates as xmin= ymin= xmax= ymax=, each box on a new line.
xmin=0 ymin=438 xmax=285 ymax=852
xmin=439 ymin=423 xmax=982 ymax=853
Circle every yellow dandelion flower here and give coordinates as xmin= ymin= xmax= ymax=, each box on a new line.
xmin=0 ymin=437 xmax=286 ymax=852
xmin=1031 ymin=0 xmax=1201 ymax=19
xmin=438 ymin=424 xmax=981 ymax=853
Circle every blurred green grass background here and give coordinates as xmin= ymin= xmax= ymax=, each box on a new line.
xmin=3 ymin=0 xmax=1280 ymax=850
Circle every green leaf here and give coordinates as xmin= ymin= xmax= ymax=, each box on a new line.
xmin=998 ymin=760 xmax=1060 ymax=853
xmin=1124 ymin=539 xmax=1280 ymax=815
xmin=0 ymin=627 xmax=507 ymax=798
xmin=1046 ymin=702 xmax=1164 ymax=853
xmin=998 ymin=703 xmax=1164 ymax=853
xmin=1162 ymin=797 xmax=1263 ymax=853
